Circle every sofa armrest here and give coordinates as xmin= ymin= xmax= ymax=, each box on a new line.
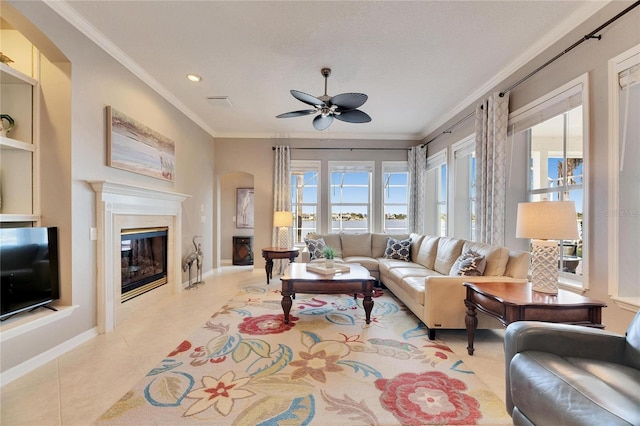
xmin=504 ymin=321 xmax=627 ymax=414
xmin=504 ymin=321 xmax=627 ymax=366
xmin=421 ymin=276 xmax=527 ymax=328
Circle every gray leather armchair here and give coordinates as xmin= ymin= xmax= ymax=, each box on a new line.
xmin=504 ymin=311 xmax=640 ymax=426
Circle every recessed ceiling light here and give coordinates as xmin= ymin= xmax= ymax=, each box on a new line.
xmin=187 ymin=73 xmax=202 ymax=82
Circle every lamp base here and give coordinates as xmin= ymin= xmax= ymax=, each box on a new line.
xmin=531 ymin=239 xmax=558 ymax=295
xmin=277 ymin=227 xmax=289 ymax=249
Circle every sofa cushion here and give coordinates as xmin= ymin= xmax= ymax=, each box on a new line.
xmin=409 ymin=233 xmax=426 ymax=261
xmin=378 ymin=258 xmax=419 ymax=275
xmin=434 ymin=237 xmax=464 ymax=275
xmin=372 ymin=233 xmax=410 ymax=258
xmin=342 ymin=256 xmax=379 ymax=273
xmin=304 ymin=237 xmax=326 ymax=260
xmin=341 ymin=233 xmax=372 ymax=258
xmin=449 ymin=250 xmax=486 ymax=276
xmin=462 ymin=241 xmax=509 ymax=276
xmin=383 ymin=237 xmax=412 ymax=261
xmin=414 ymin=235 xmax=439 ymax=270
xmin=389 ymin=267 xmax=441 ymax=284
xmin=397 ymin=276 xmax=426 ymax=306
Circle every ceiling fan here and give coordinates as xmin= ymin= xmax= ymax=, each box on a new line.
xmin=276 ymin=68 xmax=371 ymax=131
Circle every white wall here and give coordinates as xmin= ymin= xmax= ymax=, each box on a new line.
xmin=1 ymin=1 xmax=214 ymax=374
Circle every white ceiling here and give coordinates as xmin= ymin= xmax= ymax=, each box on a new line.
xmin=49 ymin=1 xmax=607 ymax=140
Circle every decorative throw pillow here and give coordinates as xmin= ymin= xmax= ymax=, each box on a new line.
xmin=450 ymin=250 xmax=486 ymax=276
xmin=383 ymin=237 xmax=412 ymax=261
xmin=304 ymin=237 xmax=326 ymax=260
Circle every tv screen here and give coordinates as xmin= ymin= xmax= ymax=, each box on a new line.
xmin=0 ymin=227 xmax=60 ymax=321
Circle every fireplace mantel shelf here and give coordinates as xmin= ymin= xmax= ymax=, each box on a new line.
xmin=89 ymin=181 xmax=190 ymax=202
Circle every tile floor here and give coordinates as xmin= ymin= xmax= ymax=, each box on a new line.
xmin=1 ymin=266 xmax=510 ymax=425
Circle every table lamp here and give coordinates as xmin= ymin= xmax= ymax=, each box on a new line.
xmin=274 ymin=211 xmax=293 ymax=248
xmin=516 ymin=201 xmax=579 ymax=294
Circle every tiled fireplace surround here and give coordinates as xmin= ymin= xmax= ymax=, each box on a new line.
xmin=90 ymin=181 xmax=189 ymax=333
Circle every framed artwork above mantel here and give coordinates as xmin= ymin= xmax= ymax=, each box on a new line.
xmin=106 ymin=106 xmax=176 ymax=182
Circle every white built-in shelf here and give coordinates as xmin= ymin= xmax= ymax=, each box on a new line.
xmin=0 ymin=136 xmax=35 ymax=151
xmin=0 ymin=62 xmax=37 ymax=86
xmin=0 ymin=305 xmax=78 ymax=343
xmin=0 ymin=213 xmax=40 ymax=222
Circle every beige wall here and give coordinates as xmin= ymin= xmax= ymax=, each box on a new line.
xmin=425 ymin=1 xmax=640 ymax=334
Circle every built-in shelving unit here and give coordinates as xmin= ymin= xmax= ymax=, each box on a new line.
xmin=0 ymin=58 xmax=39 ymax=223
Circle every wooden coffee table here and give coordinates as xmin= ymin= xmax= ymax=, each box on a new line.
xmin=281 ymin=263 xmax=375 ymax=324
xmin=464 ymin=281 xmax=606 ymax=355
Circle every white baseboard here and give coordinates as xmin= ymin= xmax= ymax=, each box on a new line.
xmin=0 ymin=327 xmax=99 ymax=387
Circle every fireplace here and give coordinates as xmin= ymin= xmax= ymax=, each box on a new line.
xmin=121 ymin=227 xmax=168 ymax=302
xmin=90 ymin=181 xmax=189 ymax=333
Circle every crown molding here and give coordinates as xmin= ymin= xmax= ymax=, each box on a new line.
xmin=43 ymin=0 xmax=218 ymax=137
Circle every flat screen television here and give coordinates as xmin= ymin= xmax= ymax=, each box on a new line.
xmin=0 ymin=227 xmax=60 ymax=321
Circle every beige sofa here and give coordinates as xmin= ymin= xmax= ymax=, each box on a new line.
xmin=301 ymin=232 xmax=530 ymax=339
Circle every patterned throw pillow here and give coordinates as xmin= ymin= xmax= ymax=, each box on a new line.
xmin=450 ymin=250 xmax=486 ymax=276
xmin=304 ymin=237 xmax=326 ymax=260
xmin=383 ymin=237 xmax=412 ymax=261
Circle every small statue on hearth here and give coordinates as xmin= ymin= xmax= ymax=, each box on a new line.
xmin=195 ymin=241 xmax=204 ymax=285
xmin=182 ymin=235 xmax=203 ymax=289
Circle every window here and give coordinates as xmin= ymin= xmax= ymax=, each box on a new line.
xmin=608 ymin=44 xmax=640 ymax=310
xmin=425 ymin=150 xmax=447 ymax=236
xmin=329 ymin=161 xmax=373 ymax=233
xmin=382 ymin=162 xmax=409 ymax=234
xmin=290 ymin=161 xmax=320 ymax=244
xmin=451 ymin=136 xmax=476 ymax=240
xmin=509 ymin=74 xmax=589 ymax=288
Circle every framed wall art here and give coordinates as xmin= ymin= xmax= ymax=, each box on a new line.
xmin=106 ymin=106 xmax=176 ymax=181
xmin=236 ymin=188 xmax=254 ymax=229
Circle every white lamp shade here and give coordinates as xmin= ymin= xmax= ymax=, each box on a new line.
xmin=516 ymin=201 xmax=579 ymax=240
xmin=273 ymin=211 xmax=293 ymax=227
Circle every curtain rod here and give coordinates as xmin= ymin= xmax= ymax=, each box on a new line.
xmin=423 ymin=110 xmax=475 ymax=147
xmin=424 ymin=1 xmax=639 ymax=147
xmin=272 ymin=147 xmax=410 ymax=151
xmin=499 ymin=0 xmax=640 ymax=97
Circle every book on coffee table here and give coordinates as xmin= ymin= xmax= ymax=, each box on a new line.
xmin=305 ymin=263 xmax=351 ymax=275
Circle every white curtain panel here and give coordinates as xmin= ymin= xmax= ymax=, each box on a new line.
xmin=408 ymin=144 xmax=427 ymax=234
xmin=272 ymin=145 xmax=291 ymax=275
xmin=474 ymin=92 xmax=510 ymax=245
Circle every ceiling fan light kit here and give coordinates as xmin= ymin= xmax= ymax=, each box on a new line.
xmin=276 ymin=68 xmax=371 ymax=131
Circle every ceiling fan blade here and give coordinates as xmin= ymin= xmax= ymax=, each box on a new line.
xmin=330 ymin=93 xmax=368 ymax=110
xmin=276 ymin=109 xmax=317 ymax=118
xmin=291 ymin=90 xmax=325 ymax=107
xmin=335 ymin=109 xmax=372 ymax=123
xmin=313 ymin=114 xmax=334 ymax=131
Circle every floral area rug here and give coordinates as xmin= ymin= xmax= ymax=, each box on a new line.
xmin=96 ymin=286 xmax=511 ymax=425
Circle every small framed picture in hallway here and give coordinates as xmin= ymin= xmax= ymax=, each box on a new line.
xmin=236 ymin=188 xmax=254 ymax=228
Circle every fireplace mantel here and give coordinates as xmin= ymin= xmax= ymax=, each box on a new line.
xmin=89 ymin=181 xmax=190 ymax=333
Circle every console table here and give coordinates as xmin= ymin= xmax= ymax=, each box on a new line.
xmin=464 ymin=281 xmax=606 ymax=355
xmin=261 ymin=247 xmax=299 ymax=284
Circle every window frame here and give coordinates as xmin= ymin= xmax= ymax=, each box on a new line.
xmin=451 ymin=135 xmax=476 ymax=240
xmin=607 ymin=44 xmax=640 ymax=312
xmin=425 ymin=149 xmax=448 ymax=237
xmin=508 ymin=73 xmax=590 ymax=290
xmin=328 ymin=161 xmax=374 ymax=234
xmin=382 ymin=161 xmax=409 ymax=234
xmin=290 ymin=160 xmax=320 ymax=245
